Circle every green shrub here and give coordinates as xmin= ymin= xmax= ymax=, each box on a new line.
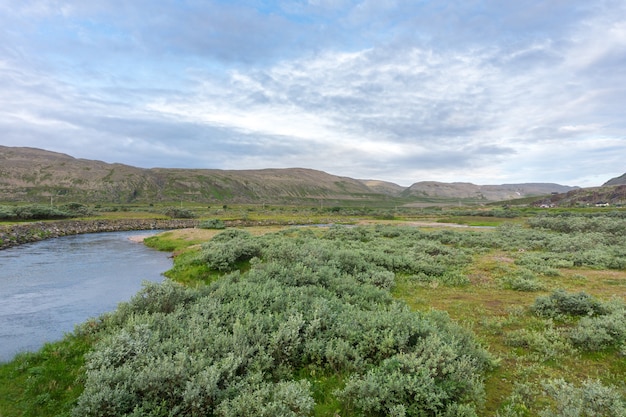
xmin=72 ymin=227 xmax=494 ymax=416
xmin=198 ymin=229 xmax=261 ymax=271
xmin=163 ymin=207 xmax=197 ymax=219
xmin=505 ymin=326 xmax=574 ymax=360
xmin=198 ymin=219 xmax=226 ymax=229
xmin=539 ymin=378 xmax=626 ymax=417
xmin=569 ymin=304 xmax=626 ymax=351
xmin=531 ymin=290 xmax=608 ymax=319
xmin=501 ymin=270 xmax=546 ymax=292
xmin=0 ymin=204 xmax=74 ymax=220
xmin=336 ymin=343 xmax=484 ymax=416
xmin=60 ymin=202 xmax=93 ymax=216
xmin=0 ymin=205 xmax=17 ymax=220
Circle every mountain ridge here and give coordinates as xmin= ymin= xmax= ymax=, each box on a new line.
xmin=603 ymin=172 xmax=626 ymax=186
xmin=0 ymin=146 xmax=579 ymax=204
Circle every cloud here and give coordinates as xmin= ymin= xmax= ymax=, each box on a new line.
xmin=0 ymin=0 xmax=625 ymax=186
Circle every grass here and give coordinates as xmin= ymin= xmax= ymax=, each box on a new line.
xmin=392 ymin=248 xmax=626 ymax=415
xmin=0 ymin=333 xmax=92 ymax=417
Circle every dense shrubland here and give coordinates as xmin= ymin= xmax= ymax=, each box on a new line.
xmin=2 ymin=211 xmax=625 ymax=416
xmin=73 ymin=226 xmax=495 ymax=416
xmin=74 ymin=218 xmax=626 ymax=415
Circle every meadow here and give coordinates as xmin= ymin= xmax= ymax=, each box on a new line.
xmin=0 ymin=206 xmax=624 ymax=416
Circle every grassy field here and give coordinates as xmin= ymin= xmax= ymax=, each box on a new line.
xmin=1 ymin=207 xmax=624 ymax=416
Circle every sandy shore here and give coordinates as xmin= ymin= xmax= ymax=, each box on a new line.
xmin=127 ymin=234 xmax=153 ymax=243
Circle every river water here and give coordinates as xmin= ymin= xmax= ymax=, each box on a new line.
xmin=0 ymin=230 xmax=172 ymax=363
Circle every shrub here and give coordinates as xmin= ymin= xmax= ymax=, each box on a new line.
xmin=501 ymin=270 xmax=546 ymax=292
xmin=72 ymin=227 xmax=494 ymax=416
xmin=0 ymin=204 xmax=73 ymax=220
xmin=198 ymin=219 xmax=226 ymax=229
xmin=539 ymin=378 xmax=626 ymax=417
xmin=336 ymin=337 xmax=484 ymax=416
xmin=60 ymin=202 xmax=93 ymax=216
xmin=198 ymin=229 xmax=261 ymax=271
xmin=505 ymin=326 xmax=574 ymax=360
xmin=569 ymin=305 xmax=626 ymax=351
xmin=0 ymin=205 xmax=17 ymax=220
xmin=531 ymin=290 xmax=608 ymax=319
xmin=163 ymin=207 xmax=196 ymax=219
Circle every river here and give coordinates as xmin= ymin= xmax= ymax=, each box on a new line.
xmin=0 ymin=230 xmax=172 ymax=363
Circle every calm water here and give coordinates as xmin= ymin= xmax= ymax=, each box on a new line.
xmin=0 ymin=230 xmax=172 ymax=362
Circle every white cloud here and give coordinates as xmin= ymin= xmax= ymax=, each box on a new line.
xmin=0 ymin=0 xmax=625 ymax=186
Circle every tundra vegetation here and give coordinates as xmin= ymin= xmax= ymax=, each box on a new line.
xmin=0 ymin=203 xmax=93 ymax=220
xmin=0 ymin=207 xmax=625 ymax=416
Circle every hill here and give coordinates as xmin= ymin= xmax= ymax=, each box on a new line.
xmin=534 ymin=185 xmax=626 ymax=207
xmin=0 ymin=146 xmax=393 ymax=205
xmin=0 ymin=146 xmax=577 ymax=205
xmin=402 ymin=181 xmax=576 ymax=202
xmin=603 ymin=172 xmax=626 ymax=186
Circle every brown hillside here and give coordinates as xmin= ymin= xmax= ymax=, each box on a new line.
xmin=0 ymin=146 xmax=393 ymax=204
xmin=603 ymin=173 xmax=626 ymax=186
xmin=402 ymin=181 xmax=576 ymax=202
xmin=534 ymin=185 xmax=626 ymax=207
xmin=0 ymin=146 xmax=580 ymax=205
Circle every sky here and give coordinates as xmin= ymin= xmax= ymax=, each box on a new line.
xmin=1 ymin=1 xmax=625 ymax=187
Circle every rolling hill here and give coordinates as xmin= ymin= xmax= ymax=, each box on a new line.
xmin=401 ymin=181 xmax=576 ymax=202
xmin=603 ymin=172 xmax=626 ymax=186
xmin=0 ymin=146 xmax=578 ymax=205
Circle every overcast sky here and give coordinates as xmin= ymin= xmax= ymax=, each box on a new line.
xmin=1 ymin=1 xmax=625 ymax=186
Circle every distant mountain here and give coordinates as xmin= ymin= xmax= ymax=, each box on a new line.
xmin=358 ymin=180 xmax=405 ymax=196
xmin=0 ymin=146 xmax=392 ymax=204
xmin=401 ymin=181 xmax=577 ymax=202
xmin=534 ymin=185 xmax=626 ymax=207
xmin=603 ymin=173 xmax=626 ymax=186
xmin=0 ymin=146 xmax=577 ymax=205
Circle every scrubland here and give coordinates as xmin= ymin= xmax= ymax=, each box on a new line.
xmin=1 ymin=208 xmax=624 ymax=416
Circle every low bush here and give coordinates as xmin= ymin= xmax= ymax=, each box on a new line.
xmin=569 ymin=303 xmax=626 ymax=351
xmin=197 ymin=229 xmax=261 ymax=272
xmin=501 ymin=269 xmax=546 ymax=292
xmin=539 ymin=378 xmax=626 ymax=417
xmin=163 ymin=207 xmax=197 ymax=219
xmin=505 ymin=326 xmax=574 ymax=360
xmin=531 ymin=290 xmax=608 ymax=319
xmin=198 ymin=219 xmax=226 ymax=229
xmin=60 ymin=202 xmax=94 ymax=216
xmin=0 ymin=204 xmax=74 ymax=220
xmin=72 ymin=227 xmax=494 ymax=416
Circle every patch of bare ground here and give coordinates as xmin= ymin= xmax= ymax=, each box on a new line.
xmin=128 ymin=234 xmax=154 ymax=243
xmin=355 ymin=219 xmax=495 ymax=229
xmin=157 ymin=225 xmax=292 ymax=242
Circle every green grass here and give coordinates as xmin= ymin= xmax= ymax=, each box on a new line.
xmin=144 ymin=231 xmax=195 ymax=252
xmin=298 ymin=369 xmax=348 ymax=417
xmin=0 ymin=333 xmax=92 ymax=417
xmin=392 ymin=249 xmax=626 ymax=415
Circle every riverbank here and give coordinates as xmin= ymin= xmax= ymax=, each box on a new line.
xmin=0 ymin=219 xmax=199 ymax=250
xmin=0 ymin=218 xmax=315 ymax=250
